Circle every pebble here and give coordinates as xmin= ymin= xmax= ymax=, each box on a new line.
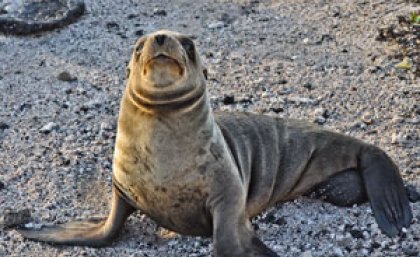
xmin=0 ymin=208 xmax=31 ymax=228
xmin=223 ymin=95 xmax=235 ymax=105
xmin=288 ymin=97 xmax=316 ymax=105
xmin=0 ymin=121 xmax=9 ymax=130
xmin=361 ymin=112 xmax=374 ymax=125
xmin=82 ymin=100 xmax=102 ymax=110
xmin=57 ymin=71 xmax=77 ymax=82
xmin=333 ymin=247 xmax=344 ymax=257
xmin=391 ymin=133 xmax=408 ymax=144
xmin=40 ymin=122 xmax=59 ymax=134
xmin=135 ymin=29 xmax=144 ymax=36
xmin=314 ymin=116 xmax=326 ymax=125
xmin=336 ymin=235 xmax=353 ymax=248
xmin=24 ymin=222 xmax=43 ymax=230
xmin=303 ymin=82 xmax=314 ymax=90
xmin=405 ymin=185 xmax=420 ymax=202
xmin=301 ymin=250 xmax=313 ymax=257
xmin=208 ymin=21 xmax=225 ymax=29
xmin=349 ymin=228 xmax=364 ymax=239
xmin=153 ymin=9 xmax=167 ymax=16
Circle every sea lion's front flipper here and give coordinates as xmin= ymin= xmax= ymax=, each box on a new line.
xmin=209 ymin=172 xmax=279 ymax=257
xmin=360 ymin=146 xmax=412 ymax=237
xmin=17 ymin=185 xmax=136 ymax=247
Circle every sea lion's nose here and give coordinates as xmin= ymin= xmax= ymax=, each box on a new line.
xmin=155 ymin=35 xmax=166 ymax=46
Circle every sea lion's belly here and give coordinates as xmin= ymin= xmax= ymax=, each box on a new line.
xmin=139 ymin=180 xmax=212 ymax=236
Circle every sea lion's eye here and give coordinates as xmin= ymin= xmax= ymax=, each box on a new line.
xmin=135 ymin=41 xmax=145 ymax=54
xmin=180 ymin=38 xmax=196 ymax=62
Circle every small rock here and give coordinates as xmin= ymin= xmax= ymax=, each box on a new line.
xmin=301 ymin=250 xmax=313 ymax=257
xmin=288 ymin=97 xmax=316 ymax=105
xmin=127 ymin=14 xmax=138 ymax=20
xmin=303 ymin=38 xmax=310 ymax=44
xmin=405 ymin=185 xmax=420 ymax=203
xmin=0 ymin=121 xmax=9 ymax=130
xmin=402 ymin=245 xmax=419 ymax=256
xmin=81 ymin=100 xmax=102 ymax=111
xmin=153 ymin=9 xmax=167 ymax=16
xmin=0 ymin=208 xmax=31 ymax=228
xmin=391 ymin=133 xmax=408 ymax=145
xmin=106 ymin=21 xmax=119 ymax=30
xmin=135 ymin=29 xmax=144 ymax=36
xmin=208 ymin=21 xmax=225 ymax=29
xmin=391 ymin=115 xmax=404 ymax=124
xmin=333 ymin=247 xmax=344 ymax=257
xmin=361 ymin=112 xmax=374 ymax=125
xmin=336 ymin=235 xmax=353 ymax=247
xmin=24 ymin=222 xmax=43 ymax=230
xmin=406 ymin=118 xmax=420 ymax=124
xmin=349 ymin=229 xmax=364 ymax=239
xmin=314 ymin=116 xmax=326 ymax=125
xmin=0 ymin=181 xmax=4 ymax=190
xmin=360 ymin=248 xmax=369 ymax=256
xmin=57 ymin=71 xmax=77 ymax=82
xmin=303 ymin=82 xmax=314 ymax=90
xmin=395 ymin=57 xmax=412 ymax=70
xmin=269 ymin=107 xmax=284 ymax=113
xmin=40 ymin=122 xmax=59 ymax=134
xmin=223 ymin=95 xmax=235 ymax=105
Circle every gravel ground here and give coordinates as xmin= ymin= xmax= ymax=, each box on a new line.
xmin=0 ymin=0 xmax=419 ymax=256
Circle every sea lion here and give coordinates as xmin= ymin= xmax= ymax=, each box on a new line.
xmin=0 ymin=0 xmax=85 ymax=35
xmin=17 ymin=30 xmax=413 ymax=257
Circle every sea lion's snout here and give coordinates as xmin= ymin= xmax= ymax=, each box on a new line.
xmin=140 ymin=32 xmax=186 ymax=87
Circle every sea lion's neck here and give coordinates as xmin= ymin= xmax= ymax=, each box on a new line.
xmin=126 ymin=80 xmax=207 ymax=115
xmin=119 ymin=80 xmax=215 ymax=141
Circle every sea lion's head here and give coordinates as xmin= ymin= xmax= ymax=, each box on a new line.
xmin=126 ymin=30 xmax=207 ymax=110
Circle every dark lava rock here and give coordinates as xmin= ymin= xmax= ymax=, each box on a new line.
xmin=153 ymin=9 xmax=167 ymax=16
xmin=278 ymin=79 xmax=288 ymax=84
xmin=106 ymin=21 xmax=119 ymax=30
xmin=261 ymin=213 xmax=287 ymax=226
xmin=135 ymin=29 xmax=144 ymax=36
xmin=1 ymin=208 xmax=31 ymax=228
xmin=57 ymin=71 xmax=77 ymax=82
xmin=269 ymin=107 xmax=284 ymax=113
xmin=349 ymin=229 xmax=364 ymax=239
xmin=0 ymin=121 xmax=9 ymax=130
xmin=223 ymin=95 xmax=235 ymax=105
xmin=405 ymin=184 xmax=420 ymax=203
xmin=0 ymin=0 xmax=85 ymax=35
xmin=303 ymin=82 xmax=314 ymax=90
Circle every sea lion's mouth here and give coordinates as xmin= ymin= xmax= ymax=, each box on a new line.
xmin=143 ymin=53 xmax=184 ymax=84
xmin=146 ymin=54 xmax=183 ymax=71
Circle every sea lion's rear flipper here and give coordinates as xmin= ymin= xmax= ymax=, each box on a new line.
xmin=309 ymin=168 xmax=367 ymax=207
xmin=360 ymin=146 xmax=412 ymax=237
xmin=17 ymin=185 xmax=136 ymax=247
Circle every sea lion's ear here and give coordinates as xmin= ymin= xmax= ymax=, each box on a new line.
xmin=203 ymin=68 xmax=208 ymax=80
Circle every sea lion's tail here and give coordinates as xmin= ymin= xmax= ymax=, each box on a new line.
xmin=17 ymin=185 xmax=135 ymax=247
xmin=360 ymin=145 xmax=413 ymax=237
